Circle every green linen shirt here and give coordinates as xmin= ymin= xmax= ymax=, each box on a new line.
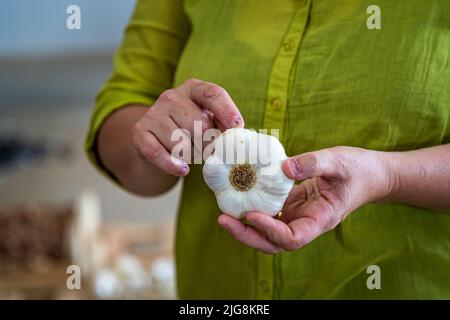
xmin=86 ymin=0 xmax=450 ymax=299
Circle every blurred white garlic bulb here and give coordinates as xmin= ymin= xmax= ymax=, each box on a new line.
xmin=203 ymin=128 xmax=294 ymax=219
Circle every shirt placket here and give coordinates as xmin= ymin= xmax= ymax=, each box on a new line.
xmin=262 ymin=0 xmax=312 ymax=142
xmin=256 ymin=0 xmax=312 ymax=300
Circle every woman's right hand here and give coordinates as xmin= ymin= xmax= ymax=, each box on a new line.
xmin=98 ymin=79 xmax=244 ymax=196
xmin=131 ymin=79 xmax=244 ymax=176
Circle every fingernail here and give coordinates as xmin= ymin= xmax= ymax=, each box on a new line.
xmin=173 ymin=157 xmax=189 ymax=176
xmin=232 ymin=117 xmax=242 ymax=128
xmin=181 ymin=163 xmax=190 ymax=175
xmin=288 ymin=158 xmax=301 ymax=178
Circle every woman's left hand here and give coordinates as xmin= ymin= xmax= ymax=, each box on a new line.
xmin=218 ymin=146 xmax=393 ymax=254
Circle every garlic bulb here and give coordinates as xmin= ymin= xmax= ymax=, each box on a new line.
xmin=203 ymin=128 xmax=294 ymax=219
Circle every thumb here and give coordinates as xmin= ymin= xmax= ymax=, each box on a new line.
xmin=282 ymin=149 xmax=339 ymax=180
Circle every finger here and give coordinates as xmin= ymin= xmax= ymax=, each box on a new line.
xmin=282 ymin=149 xmax=343 ymax=181
xmin=282 ymin=202 xmax=305 ymax=224
xmin=146 ymin=113 xmax=189 ymax=152
xmin=190 ymin=82 xmax=244 ymax=129
xmin=176 ymin=78 xmax=204 ymax=95
xmin=203 ymin=109 xmax=227 ymax=132
xmin=218 ymin=214 xmax=281 ymax=254
xmin=171 ymin=109 xmax=213 ymax=154
xmin=213 ymin=118 xmax=226 ymax=132
xmin=283 ymin=185 xmax=304 ymax=209
xmin=133 ymin=130 xmax=189 ymax=176
xmin=279 ymin=187 xmax=305 ymax=223
xmin=176 ymin=79 xmax=235 ymax=133
xmin=198 ymin=102 xmax=227 ymax=132
xmin=246 ymin=211 xmax=324 ymax=251
xmin=162 ymin=90 xmax=214 ymax=139
xmin=156 ymin=87 xmax=215 ymax=157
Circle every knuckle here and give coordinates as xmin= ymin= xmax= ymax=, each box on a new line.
xmin=159 ymin=89 xmax=180 ymax=104
xmin=183 ymin=78 xmax=201 ymax=87
xmin=299 ymin=153 xmax=318 ymax=177
xmin=146 ymin=105 xmax=159 ymax=117
xmin=142 ymin=139 xmax=163 ymax=162
xmin=131 ymin=122 xmax=141 ymax=138
xmin=284 ymin=240 xmax=300 ymax=252
xmin=141 ymin=106 xmax=159 ymax=122
xmin=203 ymin=83 xmax=225 ymax=100
xmin=333 ymin=152 xmax=351 ymax=178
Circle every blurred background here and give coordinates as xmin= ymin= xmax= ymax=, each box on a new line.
xmin=0 ymin=0 xmax=181 ymax=299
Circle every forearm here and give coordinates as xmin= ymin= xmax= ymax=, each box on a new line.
xmin=97 ymin=105 xmax=179 ymax=196
xmin=377 ymin=144 xmax=450 ymax=212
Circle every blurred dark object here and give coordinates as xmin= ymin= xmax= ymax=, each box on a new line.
xmin=0 ymin=204 xmax=73 ymax=271
xmin=0 ymin=193 xmax=176 ymax=299
xmin=0 ymin=118 xmax=71 ymax=178
xmin=0 ymin=193 xmax=100 ymax=300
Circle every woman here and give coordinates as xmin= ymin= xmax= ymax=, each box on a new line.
xmin=86 ymin=0 xmax=450 ymax=299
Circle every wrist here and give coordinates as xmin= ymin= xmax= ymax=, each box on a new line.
xmin=372 ymin=150 xmax=401 ymax=203
xmin=98 ymin=105 xmax=148 ymax=180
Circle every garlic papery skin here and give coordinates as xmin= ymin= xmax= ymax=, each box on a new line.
xmin=203 ymin=128 xmax=295 ymax=219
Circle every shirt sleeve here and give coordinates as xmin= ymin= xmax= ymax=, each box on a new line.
xmin=84 ymin=0 xmax=190 ymax=179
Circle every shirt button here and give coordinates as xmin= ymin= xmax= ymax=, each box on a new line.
xmin=271 ymin=97 xmax=283 ymax=110
xmin=283 ymin=38 xmax=295 ymax=52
